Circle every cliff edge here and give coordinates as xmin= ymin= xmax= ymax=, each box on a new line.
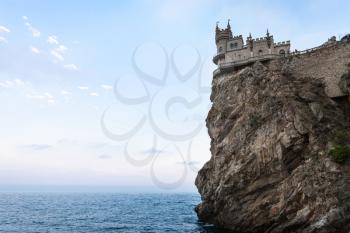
xmin=195 ymin=42 xmax=350 ymax=233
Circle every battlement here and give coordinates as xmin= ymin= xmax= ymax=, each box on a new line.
xmin=214 ymin=21 xmax=290 ymax=66
xmin=252 ymin=37 xmax=268 ymax=42
xmin=232 ymin=35 xmax=243 ymax=40
xmin=274 ymin=41 xmax=291 ymax=46
xmin=214 ymin=33 xmax=350 ymax=99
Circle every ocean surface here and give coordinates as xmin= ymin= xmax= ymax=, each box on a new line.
xmin=0 ymin=193 xmax=233 ymax=233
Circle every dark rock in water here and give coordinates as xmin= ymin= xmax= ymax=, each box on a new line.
xmin=196 ymin=42 xmax=350 ymax=233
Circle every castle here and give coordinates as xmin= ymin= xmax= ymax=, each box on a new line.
xmin=213 ymin=20 xmax=290 ymax=68
xmin=212 ymin=21 xmax=350 ymax=99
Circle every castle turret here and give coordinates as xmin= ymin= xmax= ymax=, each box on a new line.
xmin=246 ymin=33 xmax=254 ymax=57
xmin=215 ymin=20 xmax=232 ymax=54
xmin=266 ymin=29 xmax=274 ymax=53
xmin=226 ymin=19 xmax=233 ymax=39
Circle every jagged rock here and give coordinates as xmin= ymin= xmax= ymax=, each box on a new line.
xmin=195 ymin=57 xmax=350 ymax=233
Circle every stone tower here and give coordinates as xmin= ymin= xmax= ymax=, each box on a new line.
xmin=215 ymin=20 xmax=232 ymax=54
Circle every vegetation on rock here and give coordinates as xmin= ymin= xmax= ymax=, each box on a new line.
xmin=329 ymin=129 xmax=350 ymax=164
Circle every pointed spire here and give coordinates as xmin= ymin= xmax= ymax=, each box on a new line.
xmin=216 ymin=21 xmax=220 ymax=32
xmin=248 ymin=32 xmax=252 ymax=39
xmin=266 ymin=28 xmax=270 ymax=37
xmin=226 ymin=19 xmax=233 ymax=38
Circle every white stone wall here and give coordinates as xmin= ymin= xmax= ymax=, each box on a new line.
xmin=226 ymin=37 xmax=244 ymax=51
xmin=274 ymin=44 xmax=290 ymax=55
xmin=217 ymin=40 xmax=227 ymax=53
xmin=225 ymin=48 xmax=250 ymax=62
xmin=215 ymin=34 xmax=291 ymax=64
xmin=251 ymin=39 xmax=268 ymax=56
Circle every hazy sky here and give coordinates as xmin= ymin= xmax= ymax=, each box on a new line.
xmin=0 ymin=0 xmax=349 ymax=192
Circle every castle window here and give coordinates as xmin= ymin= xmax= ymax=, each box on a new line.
xmin=230 ymin=42 xmax=239 ymax=49
xmin=258 ymin=49 xmax=263 ymax=55
xmin=279 ymin=49 xmax=286 ymax=55
xmin=218 ymin=47 xmax=223 ymax=53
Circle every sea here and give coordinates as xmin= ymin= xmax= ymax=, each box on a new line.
xmin=0 ymin=192 xmax=233 ymax=233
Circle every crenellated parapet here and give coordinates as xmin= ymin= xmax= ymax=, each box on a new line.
xmin=274 ymin=41 xmax=291 ymax=47
xmin=214 ymin=21 xmax=291 ymax=67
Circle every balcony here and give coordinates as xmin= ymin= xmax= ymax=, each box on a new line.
xmin=212 ymin=52 xmax=225 ymax=65
xmin=213 ymin=54 xmax=282 ymax=77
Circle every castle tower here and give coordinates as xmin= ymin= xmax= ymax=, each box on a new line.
xmin=266 ymin=29 xmax=274 ymax=54
xmin=215 ymin=20 xmax=232 ymax=54
xmin=246 ymin=33 xmax=254 ymax=57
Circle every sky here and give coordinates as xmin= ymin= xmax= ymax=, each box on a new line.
xmin=0 ymin=0 xmax=349 ymax=192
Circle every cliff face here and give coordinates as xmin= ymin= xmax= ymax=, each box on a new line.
xmin=195 ymin=43 xmax=350 ymax=233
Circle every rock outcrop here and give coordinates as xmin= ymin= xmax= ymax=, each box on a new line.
xmin=195 ymin=43 xmax=350 ymax=233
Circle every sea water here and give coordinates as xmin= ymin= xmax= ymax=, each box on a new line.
xmin=0 ymin=193 xmax=233 ymax=233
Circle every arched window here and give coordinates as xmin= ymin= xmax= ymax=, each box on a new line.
xmin=258 ymin=49 xmax=263 ymax=55
xmin=279 ymin=49 xmax=286 ymax=56
xmin=234 ymin=42 xmax=238 ymax=47
xmin=230 ymin=43 xmax=234 ymax=49
xmin=218 ymin=47 xmax=223 ymax=53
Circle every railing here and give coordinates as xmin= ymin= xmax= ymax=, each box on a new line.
xmin=219 ymin=54 xmax=281 ymax=68
xmin=213 ymin=54 xmax=281 ymax=77
xmin=288 ymin=40 xmax=342 ymax=56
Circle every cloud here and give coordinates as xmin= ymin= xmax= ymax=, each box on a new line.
xmin=176 ymin=160 xmax=200 ymax=166
xmin=63 ymin=64 xmax=78 ymax=70
xmin=20 ymin=144 xmax=53 ymax=151
xmin=0 ymin=25 xmax=10 ymax=43
xmin=50 ymin=45 xmax=67 ymax=62
xmin=0 ymin=81 xmax=14 ymax=88
xmin=47 ymin=35 xmax=59 ymax=45
xmin=24 ymin=22 xmax=40 ymax=37
xmin=56 ymin=45 xmax=67 ymax=53
xmin=101 ymin=84 xmax=113 ymax=90
xmin=44 ymin=93 xmax=53 ymax=99
xmin=0 ymin=25 xmax=10 ymax=33
xmin=57 ymin=138 xmax=78 ymax=145
xmin=26 ymin=94 xmax=46 ymax=99
xmin=51 ymin=50 xmax=64 ymax=61
xmin=0 ymin=36 xmax=8 ymax=43
xmin=0 ymin=79 xmax=25 ymax=88
xmin=61 ymin=90 xmax=72 ymax=95
xmin=78 ymin=86 xmax=89 ymax=90
xmin=14 ymin=79 xmax=25 ymax=85
xmin=98 ymin=154 xmax=112 ymax=159
xmin=141 ymin=148 xmax=165 ymax=155
xmin=47 ymin=35 xmax=69 ymax=62
xmin=30 ymin=46 xmax=40 ymax=54
xmin=89 ymin=92 xmax=99 ymax=97
xmin=22 ymin=16 xmax=28 ymax=20
xmin=26 ymin=92 xmax=55 ymax=104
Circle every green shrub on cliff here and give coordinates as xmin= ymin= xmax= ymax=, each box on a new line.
xmin=329 ymin=129 xmax=350 ymax=164
xmin=329 ymin=145 xmax=350 ymax=164
xmin=333 ymin=130 xmax=350 ymax=145
xmin=249 ymin=114 xmax=261 ymax=128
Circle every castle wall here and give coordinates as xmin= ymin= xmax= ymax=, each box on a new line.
xmin=217 ymin=39 xmax=227 ymax=53
xmin=225 ymin=48 xmax=250 ymax=62
xmin=226 ymin=37 xmax=244 ymax=51
xmin=252 ymin=38 xmax=270 ymax=56
xmin=273 ymin=42 xmax=290 ymax=55
xmin=282 ymin=42 xmax=350 ymax=97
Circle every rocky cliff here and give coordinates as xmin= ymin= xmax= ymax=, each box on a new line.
xmin=195 ymin=42 xmax=350 ymax=233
